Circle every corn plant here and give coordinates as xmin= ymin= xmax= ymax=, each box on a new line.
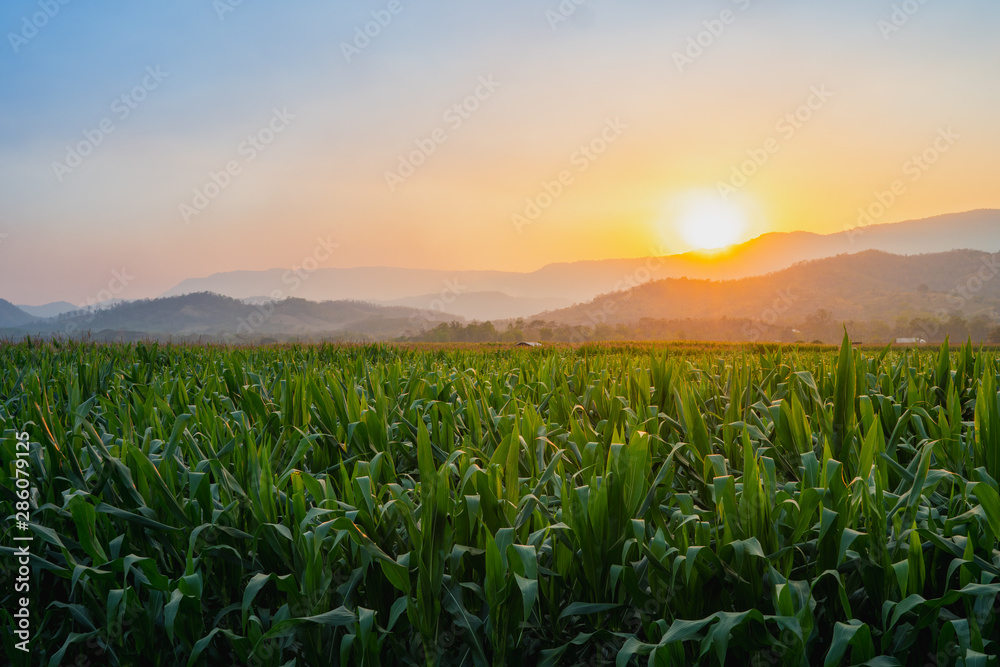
xmin=0 ymin=338 xmax=998 ymax=666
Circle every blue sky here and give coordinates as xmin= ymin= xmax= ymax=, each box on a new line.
xmin=1 ymin=0 xmax=999 ymax=304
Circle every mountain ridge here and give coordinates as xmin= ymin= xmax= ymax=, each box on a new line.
xmin=0 ymin=299 xmax=38 ymax=328
xmin=156 ymin=210 xmax=1000 ymax=319
xmin=537 ymin=249 xmax=1000 ymax=328
xmin=2 ymin=292 xmax=459 ymax=342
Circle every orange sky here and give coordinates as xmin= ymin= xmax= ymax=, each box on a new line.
xmin=2 ymin=1 xmax=999 ymax=304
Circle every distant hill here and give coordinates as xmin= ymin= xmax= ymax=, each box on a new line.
xmin=158 ymin=210 xmax=1000 ymax=320
xmin=383 ymin=291 xmax=572 ymax=321
xmin=537 ymin=249 xmax=1000 ymax=326
xmin=9 ymin=292 xmax=458 ymax=342
xmin=15 ymin=301 xmax=77 ymax=318
xmin=8 ymin=251 xmax=1000 ymax=344
xmin=7 ymin=211 xmax=1000 ymax=341
xmin=0 ymin=299 xmax=37 ymax=328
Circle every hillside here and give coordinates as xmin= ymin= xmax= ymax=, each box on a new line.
xmin=383 ymin=291 xmax=572 ymax=321
xmin=0 ymin=299 xmax=37 ymax=328
xmin=15 ymin=301 xmax=78 ymax=318
xmin=537 ymin=249 xmax=1000 ymax=327
xmin=10 ymin=293 xmax=457 ymax=341
xmin=8 ymin=248 xmax=1000 ymax=344
xmin=158 ymin=210 xmax=1000 ymax=319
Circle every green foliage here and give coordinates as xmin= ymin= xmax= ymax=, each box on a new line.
xmin=1 ymin=338 xmax=999 ymax=665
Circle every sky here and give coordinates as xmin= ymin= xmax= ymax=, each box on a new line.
xmin=1 ymin=0 xmax=998 ymax=305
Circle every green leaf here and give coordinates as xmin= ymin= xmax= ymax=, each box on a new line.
xmin=558 ymin=602 xmax=621 ymax=620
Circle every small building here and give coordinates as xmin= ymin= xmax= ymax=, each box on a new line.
xmin=516 ymin=341 xmax=542 ymax=347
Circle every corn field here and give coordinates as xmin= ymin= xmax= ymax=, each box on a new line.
xmin=2 ymin=337 xmax=1000 ymax=666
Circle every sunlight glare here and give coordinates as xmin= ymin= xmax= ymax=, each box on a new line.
xmin=676 ymin=196 xmax=748 ymax=251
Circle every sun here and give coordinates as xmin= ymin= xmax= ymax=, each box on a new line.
xmin=676 ymin=196 xmax=748 ymax=251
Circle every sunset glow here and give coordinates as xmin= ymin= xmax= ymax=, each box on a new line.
xmin=6 ymin=5 xmax=1000 ymax=662
xmin=1 ymin=2 xmax=999 ymax=305
xmin=675 ymin=196 xmax=748 ymax=251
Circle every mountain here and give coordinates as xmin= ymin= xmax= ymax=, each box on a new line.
xmin=0 ymin=299 xmax=37 ymax=328
xmin=537 ymin=249 xmax=1000 ymax=327
xmin=158 ymin=210 xmax=1000 ymax=319
xmin=383 ymin=291 xmax=572 ymax=321
xmin=670 ymin=208 xmax=1000 ymax=281
xmin=15 ymin=301 xmax=78 ymax=318
xmin=7 ymin=250 xmax=999 ymax=343
xmin=7 ymin=292 xmax=458 ymax=342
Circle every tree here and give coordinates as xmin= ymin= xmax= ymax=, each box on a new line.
xmin=805 ymin=309 xmax=834 ymax=329
xmin=969 ymin=315 xmax=992 ymax=343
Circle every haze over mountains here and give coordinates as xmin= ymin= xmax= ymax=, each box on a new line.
xmin=0 ymin=299 xmax=38 ymax=328
xmin=0 ymin=294 xmax=458 ymax=342
xmin=15 ymin=301 xmax=77 ymax=318
xmin=541 ymin=249 xmax=1000 ymax=326
xmin=383 ymin=292 xmax=573 ymax=322
xmin=156 ymin=210 xmax=1000 ymax=319
xmin=3 ymin=210 xmax=1000 ymax=343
